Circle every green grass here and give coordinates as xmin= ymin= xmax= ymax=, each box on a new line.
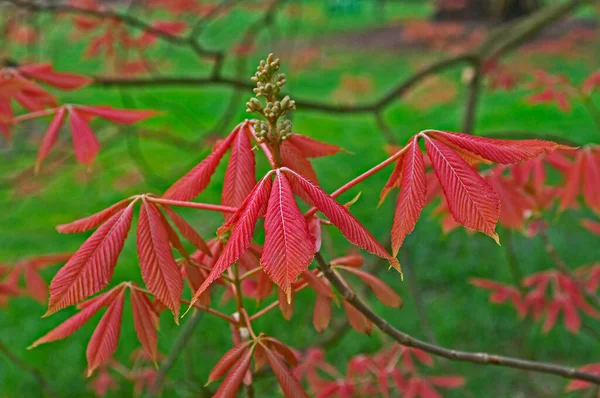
xmin=1 ymin=1 xmax=600 ymax=397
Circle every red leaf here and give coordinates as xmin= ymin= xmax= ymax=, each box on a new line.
xmin=285 ymin=168 xmax=400 ymax=272
xmin=163 ymin=128 xmax=238 ymax=201
xmin=137 ymin=199 xmax=183 ymax=321
xmin=263 ymin=345 xmax=308 ymax=398
xmin=68 ymin=107 xmax=100 ymax=166
xmin=76 ymin=105 xmax=158 ymax=124
xmin=35 ymin=108 xmax=66 ymax=172
xmin=559 ymin=150 xmax=584 ymax=212
xmin=213 ymin=347 xmax=253 ymax=398
xmin=582 ymin=149 xmax=600 ymax=212
xmin=19 ymin=63 xmax=92 ymax=90
xmin=424 ymin=136 xmax=500 ymax=243
xmin=46 ymin=204 xmax=134 ymax=315
xmin=287 ymin=134 xmax=344 ymax=158
xmin=379 ymin=152 xmax=404 ymax=206
xmin=263 ymin=337 xmax=299 ymax=367
xmin=426 ymin=130 xmax=559 ymax=164
xmin=262 ymin=171 xmax=315 ymax=297
xmin=301 ymin=270 xmax=334 ymax=298
xmin=392 ymin=137 xmax=427 ymax=254
xmin=30 ymin=288 xmax=117 ymax=349
xmin=0 ymin=283 xmax=20 ymax=296
xmin=278 ymin=287 xmax=294 ymax=320
xmin=192 ymin=176 xmax=272 ymax=302
xmin=280 ymin=140 xmax=318 ymax=182
xmin=340 ymin=266 xmax=402 ymax=308
xmin=57 ymin=199 xmax=132 ymax=234
xmin=581 ymin=219 xmax=600 ymax=235
xmin=86 ymin=289 xmax=125 ymax=376
xmin=161 ymin=205 xmax=211 ymax=256
xmin=313 ymin=293 xmax=331 ymax=333
xmin=222 ymin=122 xmax=256 ymax=212
xmin=207 ymin=341 xmax=253 ymax=384
xmin=487 ymin=171 xmax=534 ymax=230
xmin=130 ymin=287 xmax=159 ymax=364
xmin=343 ymin=300 xmax=373 ymax=334
xmin=24 ymin=264 xmax=47 ymax=304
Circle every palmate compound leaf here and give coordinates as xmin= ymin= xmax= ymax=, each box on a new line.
xmin=137 ymin=198 xmax=183 ymax=322
xmin=191 ymin=167 xmax=400 ymax=306
xmin=163 ymin=122 xmax=244 ymax=201
xmin=262 ymin=171 xmax=315 ymax=300
xmin=31 ymin=284 xmax=160 ymax=376
xmin=34 ymin=104 xmax=158 ymax=171
xmin=30 ymin=287 xmax=120 ymax=350
xmin=380 ymin=131 xmax=561 ymax=248
xmin=18 ymin=63 xmax=92 ymax=90
xmin=423 ymin=135 xmax=500 ymax=244
xmin=46 ymin=202 xmax=136 ymax=315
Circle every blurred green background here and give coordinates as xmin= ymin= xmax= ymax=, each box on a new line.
xmin=1 ymin=0 xmax=599 ymax=396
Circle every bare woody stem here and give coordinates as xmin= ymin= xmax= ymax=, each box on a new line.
xmin=314 ymin=252 xmax=600 ymax=384
xmin=0 ymin=339 xmax=57 ymax=398
xmin=145 ymin=310 xmax=205 ymax=398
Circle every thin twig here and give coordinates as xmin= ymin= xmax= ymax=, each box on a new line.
xmin=0 ymin=338 xmax=57 ymax=398
xmin=145 ymin=310 xmax=205 ymax=398
xmin=462 ymin=60 xmax=482 ymax=135
xmin=314 ymin=252 xmax=600 ymax=384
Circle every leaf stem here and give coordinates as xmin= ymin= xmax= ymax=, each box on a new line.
xmin=304 ymin=143 xmax=410 ymax=218
xmin=132 ymin=285 xmax=236 ymax=323
xmin=12 ymin=107 xmax=59 ymax=123
xmin=0 ymin=338 xmax=57 ymax=398
xmin=148 ymin=197 xmax=238 ymax=213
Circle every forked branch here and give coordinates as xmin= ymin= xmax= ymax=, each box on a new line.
xmin=314 ymin=252 xmax=600 ymax=384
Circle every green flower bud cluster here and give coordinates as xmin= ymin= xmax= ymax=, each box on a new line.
xmin=247 ymin=53 xmax=296 ymax=145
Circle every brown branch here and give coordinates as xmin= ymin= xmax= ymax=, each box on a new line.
xmin=314 ymin=252 xmax=600 ymax=385
xmin=2 ymin=0 xmax=222 ymax=59
xmin=93 ymin=53 xmax=476 ymax=114
xmin=462 ymin=60 xmax=482 ymax=135
xmin=0 ymin=338 xmax=57 ymax=398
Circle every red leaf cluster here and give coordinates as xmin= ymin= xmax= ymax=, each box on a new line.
xmin=31 ymin=283 xmax=160 ymax=376
xmin=472 ymin=264 xmax=600 ymax=334
xmin=381 ymin=130 xmax=559 ymax=251
xmin=295 ymin=345 xmax=464 ymax=398
xmin=0 ymin=63 xmax=91 ymax=141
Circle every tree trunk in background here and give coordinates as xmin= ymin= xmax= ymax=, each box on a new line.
xmin=434 ymin=0 xmax=541 ymax=22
